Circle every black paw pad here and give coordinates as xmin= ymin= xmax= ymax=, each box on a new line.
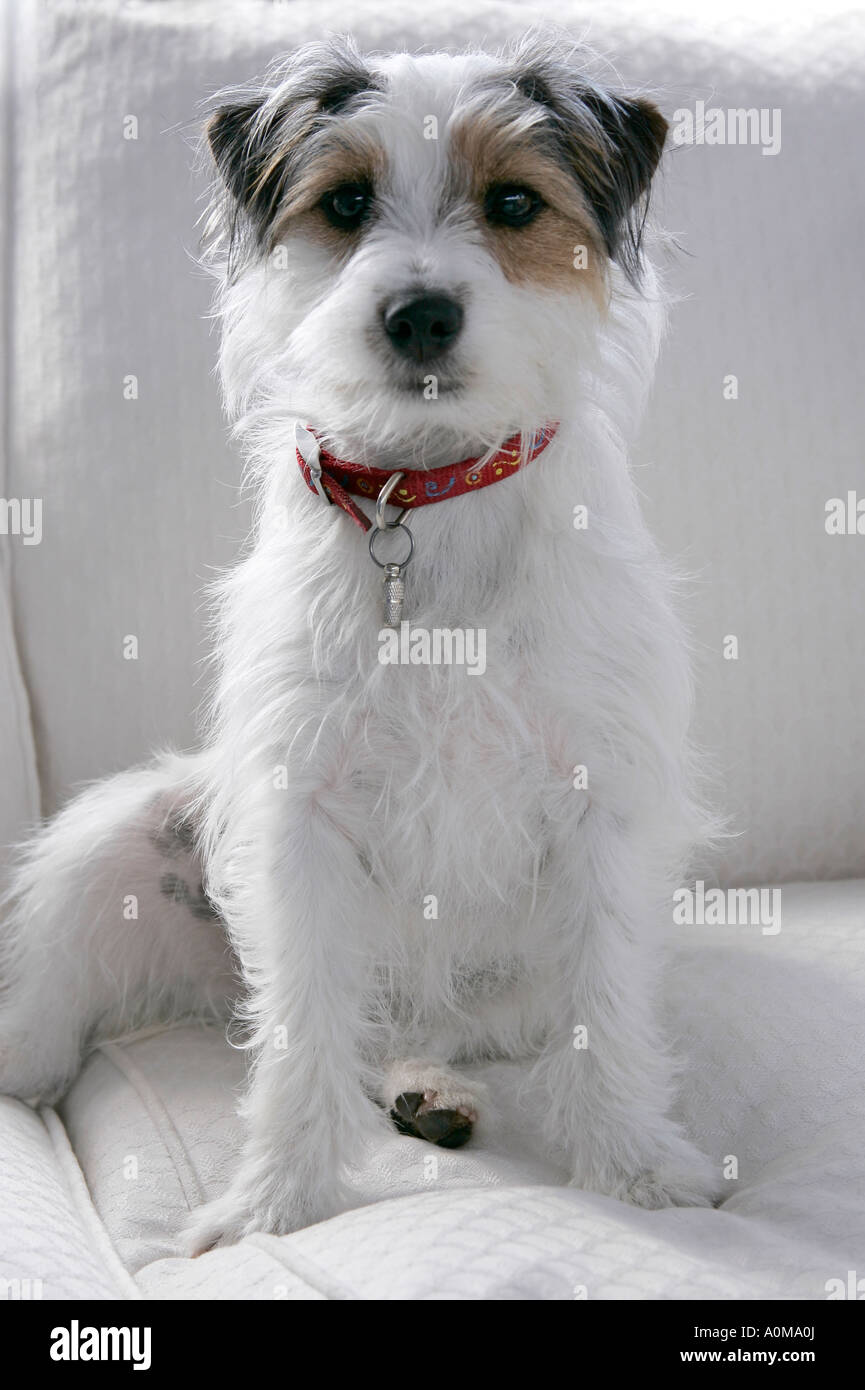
xmin=390 ymin=1091 xmax=474 ymax=1149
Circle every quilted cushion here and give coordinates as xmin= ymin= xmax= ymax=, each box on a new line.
xmin=0 ymin=878 xmax=847 ymax=1299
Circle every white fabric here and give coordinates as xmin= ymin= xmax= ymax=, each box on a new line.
xmin=0 ymin=1099 xmax=138 ymax=1299
xmin=0 ymin=0 xmax=40 ymax=853
xmin=23 ymin=880 xmax=856 ymax=1298
xmin=1 ymin=0 xmax=864 ymax=885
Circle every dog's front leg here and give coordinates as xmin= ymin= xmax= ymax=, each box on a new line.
xmin=184 ymin=789 xmax=386 ymax=1251
xmin=534 ymin=805 xmax=719 ymax=1209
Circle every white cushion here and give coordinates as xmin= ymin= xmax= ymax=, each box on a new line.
xmin=9 ymin=879 xmax=850 ymax=1299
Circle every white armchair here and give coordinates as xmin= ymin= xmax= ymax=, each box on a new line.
xmin=1 ymin=0 xmax=863 ymax=1299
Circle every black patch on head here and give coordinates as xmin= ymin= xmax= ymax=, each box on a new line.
xmin=509 ymin=51 xmax=668 ymax=282
xmin=515 ymin=71 xmax=553 ymax=107
xmin=317 ymin=68 xmax=377 ymax=113
xmin=206 ymin=37 xmax=381 ymax=262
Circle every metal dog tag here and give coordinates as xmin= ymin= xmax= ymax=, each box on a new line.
xmin=382 ymin=563 xmax=406 ymax=626
xmin=368 ymin=472 xmax=415 ymax=628
xmin=369 ymin=521 xmax=414 ymax=628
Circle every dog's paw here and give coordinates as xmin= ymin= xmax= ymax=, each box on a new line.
xmin=382 ymin=1060 xmax=483 ymax=1150
xmin=391 ymin=1090 xmax=476 ymax=1148
xmin=183 ymin=1192 xmax=255 ymax=1255
xmin=182 ymin=1175 xmax=327 ymax=1254
xmin=618 ymin=1165 xmax=717 ymax=1210
xmin=571 ymin=1135 xmax=721 ymax=1210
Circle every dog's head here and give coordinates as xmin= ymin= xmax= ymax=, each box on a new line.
xmin=205 ymin=34 xmax=667 ymax=460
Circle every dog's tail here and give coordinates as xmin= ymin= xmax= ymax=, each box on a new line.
xmin=0 ymin=750 xmax=236 ymax=1102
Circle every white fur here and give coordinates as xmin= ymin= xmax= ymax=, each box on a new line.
xmin=0 ymin=43 xmax=719 ymax=1246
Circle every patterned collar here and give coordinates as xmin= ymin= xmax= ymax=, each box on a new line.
xmin=296 ymin=425 xmax=558 ymax=533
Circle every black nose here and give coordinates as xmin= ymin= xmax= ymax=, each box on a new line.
xmin=383 ymin=294 xmax=464 ymax=363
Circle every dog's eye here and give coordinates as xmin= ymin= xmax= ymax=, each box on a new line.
xmin=484 ymin=184 xmax=544 ymax=227
xmin=320 ymin=182 xmax=373 ymax=230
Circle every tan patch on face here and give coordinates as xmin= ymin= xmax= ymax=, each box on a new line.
xmin=267 ymin=128 xmax=386 ymax=253
xmin=449 ymin=112 xmax=608 ymax=304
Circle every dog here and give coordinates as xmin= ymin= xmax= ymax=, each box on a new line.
xmin=0 ymin=32 xmax=719 ymax=1247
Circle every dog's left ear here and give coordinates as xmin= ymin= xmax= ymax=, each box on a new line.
xmin=578 ymin=91 xmax=668 ymax=237
xmin=516 ymin=65 xmax=668 ymax=281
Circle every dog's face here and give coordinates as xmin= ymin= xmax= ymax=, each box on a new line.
xmin=207 ymin=36 xmax=667 ymax=457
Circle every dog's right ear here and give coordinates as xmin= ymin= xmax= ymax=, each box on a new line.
xmin=206 ymin=94 xmax=304 ymax=247
xmin=206 ymin=98 xmax=268 ymax=209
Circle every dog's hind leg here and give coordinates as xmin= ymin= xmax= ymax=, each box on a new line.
xmin=0 ymin=751 xmax=235 ymax=1102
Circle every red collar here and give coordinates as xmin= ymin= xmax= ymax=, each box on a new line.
xmin=296 ymin=425 xmax=558 ymax=532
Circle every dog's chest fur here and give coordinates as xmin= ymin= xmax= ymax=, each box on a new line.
xmin=323 ymin=648 xmax=568 ymax=1030
xmin=268 ymin=469 xmax=578 ymax=918
xmin=345 ymin=661 xmax=558 ymax=911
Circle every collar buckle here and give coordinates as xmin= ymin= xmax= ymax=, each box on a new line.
xmin=295 ymin=422 xmax=331 ymax=505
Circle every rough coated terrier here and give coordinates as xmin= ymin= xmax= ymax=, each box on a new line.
xmin=0 ymin=33 xmax=719 ymax=1247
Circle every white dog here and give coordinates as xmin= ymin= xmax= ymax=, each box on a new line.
xmin=0 ymin=33 xmax=719 ymax=1247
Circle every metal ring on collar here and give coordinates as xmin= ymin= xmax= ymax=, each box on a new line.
xmin=375 ymin=471 xmax=409 ymax=529
xmin=368 ymin=521 xmax=414 ymax=570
